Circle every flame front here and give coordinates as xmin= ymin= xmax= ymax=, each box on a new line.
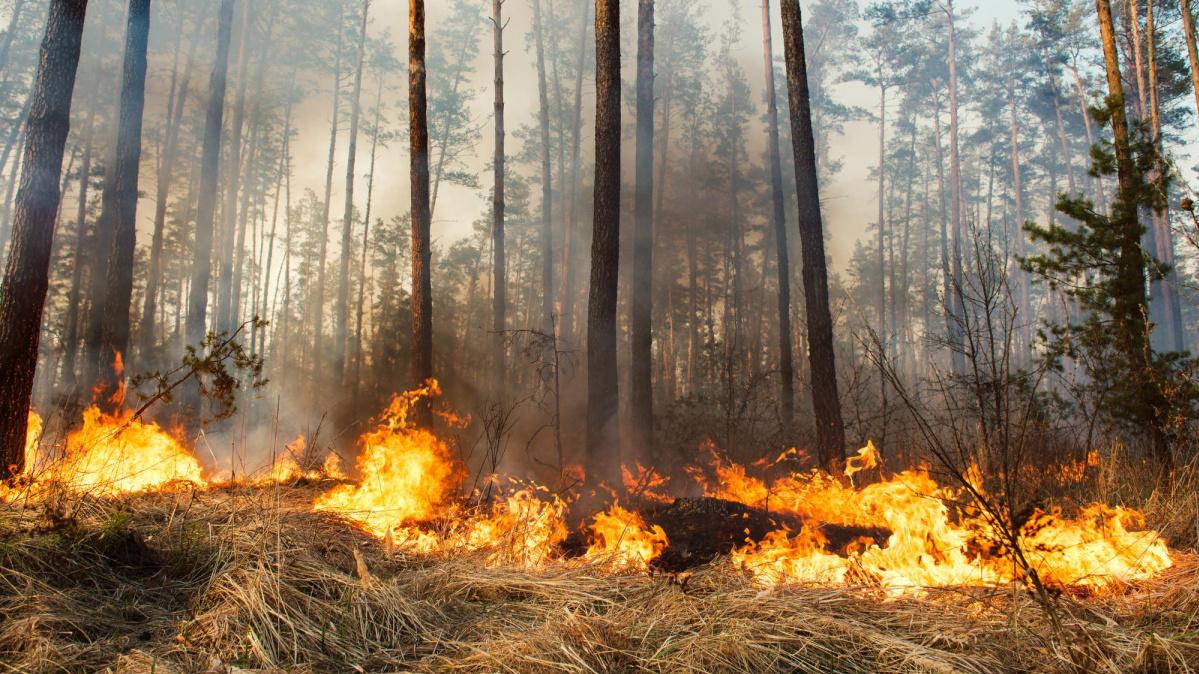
xmin=10 ymin=406 xmax=205 ymax=498
xmin=314 ymin=381 xmax=461 ymax=537
xmin=715 ymin=445 xmax=1172 ymax=593
xmin=586 ymin=504 xmax=668 ymax=569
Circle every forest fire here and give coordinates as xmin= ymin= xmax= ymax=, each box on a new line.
xmin=6 ymin=406 xmax=205 ymax=498
xmin=706 ymin=446 xmax=1173 ymax=593
xmin=2 ymin=384 xmax=1174 ymax=593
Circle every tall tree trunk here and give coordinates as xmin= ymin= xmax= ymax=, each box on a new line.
xmin=875 ymin=77 xmax=888 ymax=445
xmin=93 ymin=0 xmax=151 ymax=404
xmin=141 ymin=10 xmax=199 ymax=363
xmin=560 ymin=2 xmax=589 ymax=344
xmin=1182 ymin=0 xmax=1199 ymax=121
xmin=533 ymin=0 xmax=554 ymax=334
xmin=943 ymin=0 xmax=965 ymax=376
xmin=335 ymin=0 xmax=370 ymax=384
xmin=215 ymin=0 xmax=251 ymax=335
xmin=1096 ymin=0 xmax=1165 ymax=461
xmin=409 ymin=0 xmax=433 ymax=426
xmin=761 ymin=0 xmax=794 ymax=438
xmin=314 ymin=8 xmax=344 ymax=378
xmin=352 ymin=74 xmax=383 ymax=408
xmin=490 ymin=0 xmax=507 ymax=397
xmin=1069 ymin=62 xmax=1108 ymax=212
xmin=0 ymin=0 xmax=87 ymax=478
xmin=630 ymin=0 xmax=654 ymax=459
xmin=779 ymin=0 xmax=845 ymax=467
xmin=587 ymin=0 xmax=621 ymax=489
xmin=184 ymin=0 xmax=234 ymax=418
xmin=1146 ymin=0 xmax=1184 ymax=352
xmin=1007 ymin=75 xmax=1031 ymax=360
xmin=257 ymin=85 xmax=291 ymax=360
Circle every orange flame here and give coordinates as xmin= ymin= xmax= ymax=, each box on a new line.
xmin=711 ymin=444 xmax=1171 ymax=594
xmin=586 ymin=503 xmax=668 ymax=570
xmin=314 ymin=381 xmax=461 ymax=537
xmin=10 ymin=406 xmax=205 ymax=498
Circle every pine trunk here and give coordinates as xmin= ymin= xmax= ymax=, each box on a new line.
xmin=760 ymin=0 xmax=794 ymax=437
xmin=409 ymin=0 xmax=434 ymax=425
xmin=491 ymin=0 xmax=507 ymax=397
xmin=335 ymin=0 xmax=370 ymax=383
xmin=779 ymin=0 xmax=845 ymax=467
xmin=184 ymin=0 xmax=234 ymax=417
xmin=0 ymin=0 xmax=87 ymax=478
xmin=587 ymin=0 xmax=622 ymax=489
xmin=631 ymin=0 xmax=654 ymax=459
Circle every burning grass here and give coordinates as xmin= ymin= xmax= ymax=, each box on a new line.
xmin=0 ymin=485 xmax=1196 ymax=673
xmin=2 ymin=382 xmax=1196 ymax=671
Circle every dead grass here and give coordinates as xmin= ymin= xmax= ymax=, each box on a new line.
xmin=1 ymin=483 xmax=1197 ymax=674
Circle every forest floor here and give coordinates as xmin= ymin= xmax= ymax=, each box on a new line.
xmin=2 ymin=483 xmax=1197 ymax=674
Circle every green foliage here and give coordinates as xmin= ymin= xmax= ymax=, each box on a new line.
xmin=1023 ymin=103 xmax=1198 ymax=458
xmin=132 ymin=319 xmax=268 ymax=424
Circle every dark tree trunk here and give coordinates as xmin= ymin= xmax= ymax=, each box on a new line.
xmin=533 ymin=0 xmax=553 ymax=336
xmin=91 ymin=0 xmax=151 ymax=405
xmin=491 ymin=0 xmax=506 ymax=397
xmin=0 ymin=0 xmax=87 ymax=479
xmin=335 ymin=0 xmax=370 ymax=384
xmin=586 ymin=0 xmax=622 ymax=490
xmin=184 ymin=0 xmax=235 ymax=417
xmin=409 ymin=0 xmax=433 ymax=426
xmin=779 ymin=0 xmax=845 ymax=467
xmin=631 ymin=0 xmax=654 ymax=460
xmin=761 ymin=0 xmax=794 ymax=439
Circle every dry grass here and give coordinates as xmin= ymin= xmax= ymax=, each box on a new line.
xmin=1 ymin=483 xmax=1197 ymax=674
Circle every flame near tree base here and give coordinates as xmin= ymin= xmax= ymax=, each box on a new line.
xmin=2 ymin=381 xmax=1173 ymax=593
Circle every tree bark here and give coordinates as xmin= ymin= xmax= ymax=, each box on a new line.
xmin=409 ymin=0 xmax=433 ymax=426
xmin=630 ymin=0 xmax=654 ymax=460
xmin=184 ymin=0 xmax=234 ymax=417
xmin=779 ymin=0 xmax=845 ymax=467
xmin=1182 ymin=0 xmax=1199 ymax=122
xmin=1096 ymin=0 xmax=1165 ymax=461
xmin=761 ymin=0 xmax=793 ymax=438
xmin=781 ymin=0 xmax=848 ymax=465
xmin=91 ymin=0 xmax=151 ymax=405
xmin=942 ymin=0 xmax=965 ymax=376
xmin=0 ymin=0 xmax=87 ymax=478
xmin=587 ymin=0 xmax=622 ymax=489
xmin=335 ymin=0 xmax=370 ymax=384
xmin=490 ymin=0 xmax=507 ymax=398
